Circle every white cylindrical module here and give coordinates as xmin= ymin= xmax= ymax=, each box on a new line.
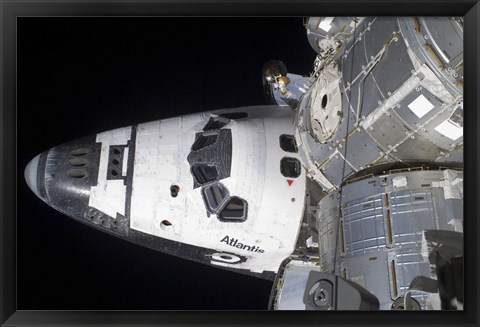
xmin=316 ymin=169 xmax=463 ymax=309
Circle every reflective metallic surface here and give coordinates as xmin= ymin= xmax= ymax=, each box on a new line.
xmin=295 ymin=17 xmax=463 ymax=192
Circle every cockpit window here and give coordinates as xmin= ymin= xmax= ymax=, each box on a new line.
xmin=192 ymin=164 xmax=218 ymax=185
xmin=219 ymin=197 xmax=248 ymax=222
xmin=202 ymin=182 xmax=229 ymax=212
xmin=281 ymin=157 xmax=301 ymax=178
xmin=279 ymin=134 xmax=298 ymax=153
xmin=191 ymin=131 xmax=219 ymax=151
xmin=203 ymin=116 xmax=230 ymax=131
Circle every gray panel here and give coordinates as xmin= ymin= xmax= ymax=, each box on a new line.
xmin=364 ymin=17 xmax=400 ymax=59
xmin=408 ymin=117 xmax=461 ymax=153
xmin=342 ymin=23 xmax=370 ymax=89
xmin=341 ymin=73 xmax=385 ymax=122
xmin=343 ymin=194 xmax=386 ymax=255
xmin=339 ymin=252 xmax=392 ymax=306
xmin=389 ymin=190 xmax=437 ymax=243
xmin=420 ymin=17 xmax=463 ymax=65
xmin=431 ymin=188 xmax=463 ymax=231
xmin=394 ymin=133 xmax=442 ymax=161
xmin=393 ymin=92 xmax=463 ymax=152
xmin=397 ymin=17 xmax=463 ymax=95
xmin=321 ymin=155 xmax=355 ymax=187
xmin=317 ymin=194 xmax=340 ymax=272
xmin=368 ymin=111 xmax=410 ymax=152
xmin=393 ymin=249 xmax=431 ymax=304
xmin=331 ymin=115 xmax=357 ymax=145
xmin=370 ymin=34 xmax=414 ymax=96
xmin=339 ymin=250 xmax=429 ymax=308
xmin=359 ymin=73 xmax=386 ymax=116
xmin=393 ymin=88 xmax=445 ymax=127
xmin=436 ymin=150 xmax=463 ymax=163
xmin=344 ymin=128 xmax=384 ymax=170
xmin=315 ymin=170 xmax=463 ymax=309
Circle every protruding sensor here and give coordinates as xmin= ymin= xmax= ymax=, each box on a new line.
xmin=262 ymin=60 xmax=307 ymax=108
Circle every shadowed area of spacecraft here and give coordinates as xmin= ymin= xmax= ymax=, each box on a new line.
xmin=279 ymin=134 xmax=298 ymax=153
xmin=187 ymin=128 xmax=232 ymax=188
xmin=202 ymin=116 xmax=230 ymax=131
xmin=191 ymin=133 xmax=218 ymax=151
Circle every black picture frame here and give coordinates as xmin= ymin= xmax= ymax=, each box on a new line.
xmin=2 ymin=0 xmax=479 ymax=326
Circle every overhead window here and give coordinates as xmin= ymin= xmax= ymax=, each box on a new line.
xmin=219 ymin=112 xmax=248 ymax=119
xmin=281 ymin=157 xmax=301 ymax=178
xmin=202 ymin=182 xmax=229 ymax=212
xmin=192 ymin=164 xmax=218 ymax=185
xmin=219 ymin=197 xmax=248 ymax=222
xmin=203 ymin=116 xmax=230 ymax=131
xmin=187 ymin=129 xmax=232 ymax=189
xmin=191 ymin=132 xmax=219 ymax=151
xmin=279 ymin=134 xmax=298 ymax=153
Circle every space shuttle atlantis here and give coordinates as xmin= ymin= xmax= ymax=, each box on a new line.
xmin=25 ymin=17 xmax=464 ymax=310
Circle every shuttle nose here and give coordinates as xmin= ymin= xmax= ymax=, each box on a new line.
xmin=24 ymin=136 xmax=102 ymax=219
xmin=24 ymin=152 xmax=50 ymax=204
xmin=24 ymin=154 xmax=40 ymax=197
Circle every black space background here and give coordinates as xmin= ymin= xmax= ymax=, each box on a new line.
xmin=17 ymin=17 xmax=316 ymax=310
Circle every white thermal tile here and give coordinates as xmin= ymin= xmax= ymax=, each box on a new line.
xmin=408 ymin=94 xmax=435 ymax=118
xmin=435 ymin=119 xmax=463 ymax=140
xmin=319 ymin=17 xmax=334 ymax=32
